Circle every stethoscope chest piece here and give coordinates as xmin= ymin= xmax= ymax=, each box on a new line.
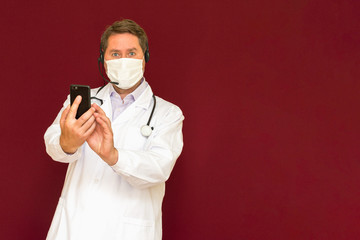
xmin=141 ymin=125 xmax=153 ymax=137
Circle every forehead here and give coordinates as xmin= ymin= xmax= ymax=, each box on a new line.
xmin=107 ymin=33 xmax=141 ymax=50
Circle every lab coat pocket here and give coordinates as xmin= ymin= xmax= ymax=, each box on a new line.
xmin=122 ymin=126 xmax=148 ymax=150
xmin=118 ymin=217 xmax=155 ymax=239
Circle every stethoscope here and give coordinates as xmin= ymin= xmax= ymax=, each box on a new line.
xmin=140 ymin=94 xmax=156 ymax=137
xmin=92 ymin=62 xmax=156 ymax=137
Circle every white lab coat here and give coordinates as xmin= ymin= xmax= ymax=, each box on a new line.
xmin=44 ymin=83 xmax=184 ymax=240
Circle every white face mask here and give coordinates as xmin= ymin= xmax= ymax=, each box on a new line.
xmin=105 ymin=58 xmax=143 ymax=89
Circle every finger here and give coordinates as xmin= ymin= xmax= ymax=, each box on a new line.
xmin=95 ymin=114 xmax=113 ymax=136
xmin=81 ymin=114 xmax=96 ymax=134
xmin=84 ymin=118 xmax=97 ymax=137
xmin=78 ymin=106 xmax=96 ymax=126
xmin=94 ymin=112 xmax=112 ymax=130
xmin=92 ymin=103 xmax=107 ymax=116
xmin=68 ymin=95 xmax=82 ymax=119
xmin=92 ymin=104 xmax=112 ymax=129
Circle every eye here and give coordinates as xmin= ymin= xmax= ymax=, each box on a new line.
xmin=129 ymin=52 xmax=135 ymax=57
xmin=111 ymin=52 xmax=120 ymax=57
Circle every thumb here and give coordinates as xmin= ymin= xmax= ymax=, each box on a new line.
xmin=68 ymin=95 xmax=82 ymax=119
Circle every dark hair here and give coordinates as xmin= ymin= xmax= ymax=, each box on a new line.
xmin=100 ymin=19 xmax=148 ymax=54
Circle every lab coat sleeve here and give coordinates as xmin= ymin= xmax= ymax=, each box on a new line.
xmin=111 ymin=105 xmax=184 ymax=189
xmin=44 ymin=97 xmax=82 ymax=163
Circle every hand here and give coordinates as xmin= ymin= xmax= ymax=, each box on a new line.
xmin=59 ymin=95 xmax=96 ymax=154
xmin=86 ymin=103 xmax=118 ymax=165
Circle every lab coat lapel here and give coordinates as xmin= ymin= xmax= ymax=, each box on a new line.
xmin=112 ymin=85 xmax=154 ymax=124
xmin=136 ymin=85 xmax=154 ymax=110
xmin=92 ymin=84 xmax=112 ymax=119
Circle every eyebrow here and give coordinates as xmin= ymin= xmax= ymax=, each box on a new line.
xmin=127 ymin=48 xmax=139 ymax=52
xmin=109 ymin=47 xmax=139 ymax=52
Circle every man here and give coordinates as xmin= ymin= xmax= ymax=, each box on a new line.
xmin=44 ymin=19 xmax=184 ymax=240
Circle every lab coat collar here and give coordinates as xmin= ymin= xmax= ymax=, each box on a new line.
xmin=133 ymin=84 xmax=154 ymax=110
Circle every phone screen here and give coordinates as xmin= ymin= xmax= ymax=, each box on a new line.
xmin=70 ymin=84 xmax=91 ymax=119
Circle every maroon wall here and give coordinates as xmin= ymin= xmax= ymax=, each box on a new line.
xmin=1 ymin=0 xmax=360 ymax=239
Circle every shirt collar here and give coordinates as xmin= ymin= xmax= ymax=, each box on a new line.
xmin=109 ymin=77 xmax=148 ymax=101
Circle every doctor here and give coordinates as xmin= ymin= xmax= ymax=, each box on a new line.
xmin=44 ymin=19 xmax=184 ymax=240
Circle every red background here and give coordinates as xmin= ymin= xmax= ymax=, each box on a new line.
xmin=1 ymin=0 xmax=360 ymax=239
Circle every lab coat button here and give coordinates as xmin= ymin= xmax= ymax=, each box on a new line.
xmin=94 ymin=179 xmax=99 ymax=183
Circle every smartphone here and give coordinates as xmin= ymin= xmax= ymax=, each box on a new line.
xmin=70 ymin=84 xmax=91 ymax=119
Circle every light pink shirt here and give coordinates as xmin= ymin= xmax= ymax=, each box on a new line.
xmin=109 ymin=78 xmax=148 ymax=120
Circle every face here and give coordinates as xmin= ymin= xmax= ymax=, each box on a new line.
xmin=104 ymin=33 xmax=145 ymax=71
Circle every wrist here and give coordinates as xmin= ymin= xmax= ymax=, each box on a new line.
xmin=59 ymin=135 xmax=77 ymax=154
xmin=105 ymin=148 xmax=118 ymax=166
